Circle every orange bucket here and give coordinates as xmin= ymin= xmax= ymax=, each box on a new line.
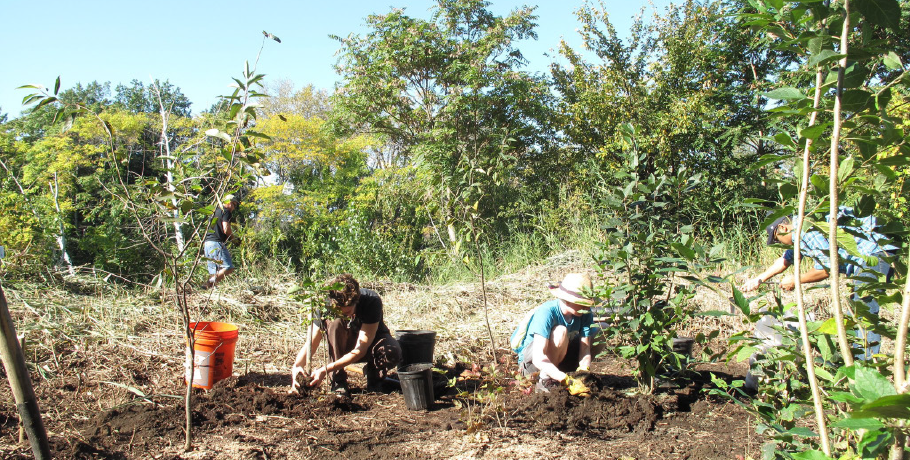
xmin=185 ymin=321 xmax=239 ymax=390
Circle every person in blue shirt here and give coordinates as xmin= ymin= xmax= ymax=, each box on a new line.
xmin=511 ymin=273 xmax=596 ymax=395
xmin=742 ymin=207 xmax=898 ymax=360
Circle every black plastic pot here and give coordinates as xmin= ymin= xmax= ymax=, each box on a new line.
xmin=398 ymin=363 xmax=434 ymax=410
xmin=672 ymin=337 xmax=695 ymax=356
xmin=395 ymin=330 xmax=436 ymax=369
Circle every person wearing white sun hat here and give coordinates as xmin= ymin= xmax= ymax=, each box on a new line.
xmin=510 ymin=273 xmax=596 ymax=396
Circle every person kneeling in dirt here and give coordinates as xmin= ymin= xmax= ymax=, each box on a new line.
xmin=510 ymin=273 xmax=595 ymax=396
xmin=290 ymin=274 xmax=402 ymax=395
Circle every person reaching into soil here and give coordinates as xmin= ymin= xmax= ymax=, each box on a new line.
xmin=740 ymin=208 xmax=898 ymax=360
xmin=510 ymin=273 xmax=595 ymax=396
xmin=201 ymin=194 xmax=241 ymax=289
xmin=290 ymin=274 xmax=402 ymax=395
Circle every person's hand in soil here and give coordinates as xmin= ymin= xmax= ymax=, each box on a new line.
xmin=290 ymin=365 xmax=308 ymax=393
xmin=572 ymin=365 xmax=592 ymax=380
xmin=309 ymin=366 xmax=329 ymax=387
xmin=563 ymin=375 xmax=592 ymax=397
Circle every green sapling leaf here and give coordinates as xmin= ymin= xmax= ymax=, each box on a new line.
xmin=883 ymin=51 xmax=903 ymax=70
xmin=851 ymin=365 xmax=896 ymax=402
xmin=763 ymin=87 xmax=806 ymax=100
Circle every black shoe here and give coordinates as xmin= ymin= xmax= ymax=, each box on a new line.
xmin=535 ymin=377 xmax=561 ymax=394
xmin=330 ymin=381 xmax=349 ymax=396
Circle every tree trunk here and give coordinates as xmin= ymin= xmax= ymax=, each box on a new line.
xmin=50 ymin=173 xmax=75 ymax=277
xmin=793 ymin=64 xmax=832 ymax=455
xmin=0 ymin=286 xmax=51 ymax=459
xmin=155 ymin=84 xmax=186 ymax=253
xmin=828 ymin=1 xmax=853 ymax=367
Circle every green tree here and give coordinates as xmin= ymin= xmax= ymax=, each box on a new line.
xmin=332 ymin=0 xmax=551 ymax=359
xmin=552 ymin=0 xmax=779 ymax=240
xmin=331 ymin=0 xmax=547 ymax=247
xmin=246 ymin=113 xmax=371 ymax=270
xmin=716 ymin=0 xmax=910 ymax=456
xmin=115 ymin=79 xmax=192 ymax=117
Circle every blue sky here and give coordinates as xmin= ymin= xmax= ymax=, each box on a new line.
xmin=1 ymin=0 xmax=671 ymax=118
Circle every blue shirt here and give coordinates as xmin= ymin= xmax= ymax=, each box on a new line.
xmin=782 ymin=207 xmax=897 ymax=275
xmin=514 ymin=299 xmax=594 ymax=362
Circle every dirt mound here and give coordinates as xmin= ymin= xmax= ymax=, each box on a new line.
xmin=200 ymin=373 xmax=366 ymax=426
xmin=72 ymin=373 xmax=368 ymax=456
xmin=515 ymin=386 xmax=662 ymax=435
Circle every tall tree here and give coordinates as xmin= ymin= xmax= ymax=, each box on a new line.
xmin=331 ymin=0 xmax=547 ymax=245
xmin=115 ymin=79 xmax=192 ymax=117
xmin=551 ymin=0 xmax=779 ymax=232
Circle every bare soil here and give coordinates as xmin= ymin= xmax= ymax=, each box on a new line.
xmin=1 ymin=344 xmax=761 ymax=459
xmin=0 ymin=260 xmax=781 ymax=459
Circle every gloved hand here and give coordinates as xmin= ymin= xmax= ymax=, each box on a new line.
xmin=575 ymin=365 xmax=590 ymax=373
xmin=563 ymin=375 xmax=592 ymax=397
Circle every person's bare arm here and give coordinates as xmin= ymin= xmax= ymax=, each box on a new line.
xmin=220 ymin=220 xmax=236 ymax=242
xmin=742 ymin=257 xmax=791 ymax=292
xmin=309 ymin=322 xmax=379 ymax=387
xmin=578 ymin=336 xmax=592 ymax=371
xmin=290 ymin=324 xmax=322 ymax=392
xmin=780 ymin=267 xmax=829 ymax=290
xmin=530 ymin=334 xmax=566 ymax=382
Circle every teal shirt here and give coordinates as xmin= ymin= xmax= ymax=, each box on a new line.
xmin=514 ymin=299 xmax=594 ymax=362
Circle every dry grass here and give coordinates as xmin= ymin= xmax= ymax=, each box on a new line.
xmin=1 ymin=249 xmax=894 ymax=398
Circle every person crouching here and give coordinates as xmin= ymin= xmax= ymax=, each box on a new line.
xmin=511 ymin=273 xmax=595 ymax=396
xmin=291 ymin=274 xmax=402 ymax=395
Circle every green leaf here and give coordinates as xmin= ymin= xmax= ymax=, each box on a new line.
xmin=852 ymin=365 xmax=896 ymax=402
xmin=734 ymin=345 xmax=758 ymax=363
xmin=830 ymin=391 xmax=865 ymax=405
xmin=53 ymin=76 xmax=61 ymax=96
xmin=854 ymin=394 xmax=910 ymax=419
xmin=785 ymin=427 xmax=818 ymax=437
xmin=812 ymin=221 xmax=863 ymax=259
xmin=731 ymin=286 xmax=751 ymax=315
xmin=841 ymin=89 xmax=873 ymax=112
xmin=838 ymin=156 xmax=855 ymax=184
xmin=622 ymin=181 xmax=635 ymax=198
xmin=764 ymin=87 xmax=806 ymax=100
xmin=816 ymin=318 xmax=840 ymax=335
xmin=101 ymin=381 xmax=148 ymax=399
xmin=791 ymin=450 xmax=831 ymax=460
xmin=807 ymin=36 xmax=824 ymax=56
xmin=814 ymin=366 xmax=834 ymax=382
xmin=696 ymin=310 xmax=731 ymax=317
xmin=774 ymin=132 xmax=796 ymax=149
xmin=808 ymin=49 xmax=844 ymax=67
xmin=243 ymin=130 xmax=272 ymax=140
xmin=810 ymin=174 xmax=828 ymax=194
xmin=671 ymin=242 xmax=695 ymax=260
xmin=883 ymin=51 xmax=903 ymax=70
xmin=799 ymin=123 xmax=828 ymax=140
xmin=830 ymin=417 xmax=884 ymax=430
xmin=33 ymin=96 xmax=58 ymax=111
xmin=855 ymin=195 xmax=876 ymax=217
xmin=858 ymin=429 xmax=893 ymax=458
xmin=853 ymin=0 xmax=901 ymax=32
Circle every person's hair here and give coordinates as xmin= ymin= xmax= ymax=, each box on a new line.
xmin=326 ymin=273 xmax=360 ymax=308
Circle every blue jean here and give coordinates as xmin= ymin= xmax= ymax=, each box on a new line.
xmin=203 ymin=241 xmax=235 ymax=275
xmin=851 ymin=252 xmax=894 ymax=360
